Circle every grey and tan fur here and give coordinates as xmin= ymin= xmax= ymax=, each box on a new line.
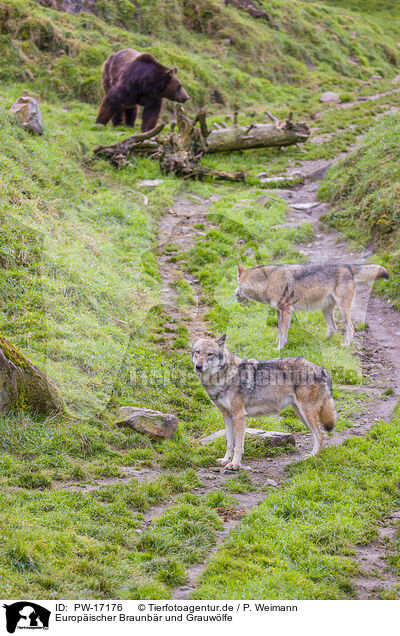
xmin=235 ymin=262 xmax=389 ymax=349
xmin=191 ymin=334 xmax=336 ymax=469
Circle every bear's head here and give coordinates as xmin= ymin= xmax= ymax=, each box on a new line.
xmin=162 ymin=68 xmax=189 ymax=103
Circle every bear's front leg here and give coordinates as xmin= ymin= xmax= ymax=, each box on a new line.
xmin=141 ymin=99 xmax=163 ymax=132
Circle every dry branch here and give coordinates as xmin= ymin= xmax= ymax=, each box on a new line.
xmin=93 ymin=122 xmax=165 ymax=167
xmin=158 ymin=105 xmax=246 ymax=181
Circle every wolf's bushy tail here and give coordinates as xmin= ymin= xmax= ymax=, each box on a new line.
xmin=319 ymin=395 xmax=336 ymax=431
xmin=351 ymin=264 xmax=389 ymax=283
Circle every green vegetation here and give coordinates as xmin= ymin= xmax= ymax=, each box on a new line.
xmin=1 ymin=0 xmax=400 ymax=111
xmin=319 ymin=114 xmax=400 ymax=308
xmin=0 ymin=0 xmax=399 ymax=601
xmin=194 ymin=408 xmax=400 ymax=599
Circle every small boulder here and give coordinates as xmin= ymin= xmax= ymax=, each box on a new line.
xmin=370 ymin=74 xmax=383 ymax=81
xmin=255 ymin=194 xmax=273 ymax=206
xmin=137 ymin=179 xmax=164 ymax=188
xmin=264 ymin=478 xmax=278 ymax=488
xmin=9 ymin=94 xmax=44 ymax=135
xmin=114 ymin=406 xmax=178 ymax=441
xmin=290 ymin=201 xmax=321 ymax=212
xmin=320 ymin=91 xmax=341 ymax=104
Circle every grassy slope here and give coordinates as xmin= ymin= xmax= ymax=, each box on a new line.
xmin=319 ymin=114 xmax=400 ymax=308
xmin=0 ymin=0 xmax=399 ymax=599
xmin=1 ymin=0 xmax=400 ymax=109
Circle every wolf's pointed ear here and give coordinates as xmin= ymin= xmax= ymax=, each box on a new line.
xmin=238 ymin=262 xmax=245 ymax=275
xmin=217 ymin=333 xmax=227 ymax=348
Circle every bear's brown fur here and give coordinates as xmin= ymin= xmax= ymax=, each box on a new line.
xmin=96 ymin=49 xmax=189 ymax=131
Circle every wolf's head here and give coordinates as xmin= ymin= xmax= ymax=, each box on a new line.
xmin=234 ymin=263 xmax=251 ymax=305
xmin=191 ymin=334 xmax=227 ymax=375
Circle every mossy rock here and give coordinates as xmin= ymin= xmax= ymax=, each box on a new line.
xmin=0 ymin=334 xmax=65 ymax=415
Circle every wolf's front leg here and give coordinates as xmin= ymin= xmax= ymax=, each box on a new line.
xmin=224 ymin=409 xmax=246 ymax=470
xmin=216 ymin=414 xmax=234 ymax=466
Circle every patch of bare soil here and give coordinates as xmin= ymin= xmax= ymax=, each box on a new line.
xmin=157 ymin=193 xmax=219 ymax=342
xmin=352 ymin=511 xmax=400 ymax=599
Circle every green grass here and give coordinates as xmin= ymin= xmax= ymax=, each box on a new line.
xmin=0 ymin=472 xmax=226 ymax=598
xmin=319 ymin=113 xmax=400 ymax=308
xmin=193 ymin=408 xmax=400 ymax=599
xmin=0 ymin=0 xmax=399 ymax=600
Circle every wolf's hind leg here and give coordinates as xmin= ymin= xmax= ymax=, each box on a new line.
xmin=276 ymin=306 xmax=293 ymax=350
xmin=216 ymin=413 xmax=234 ymax=466
xmin=293 ymin=401 xmax=324 ymax=456
xmin=322 ymin=298 xmax=336 ymax=337
xmin=333 ymin=285 xmax=355 ymax=347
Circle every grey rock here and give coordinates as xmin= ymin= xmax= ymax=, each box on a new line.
xmin=320 ymin=91 xmax=341 ymax=104
xmin=9 ymin=95 xmax=44 ymax=135
xmin=290 ymin=202 xmax=321 ymax=211
xmin=370 ymin=74 xmax=383 ymax=81
xmin=392 ymin=73 xmax=400 ymax=84
xmin=264 ymin=479 xmax=278 ymax=487
xmin=256 ymin=194 xmax=274 ymax=206
xmin=137 ymin=179 xmax=164 ymax=188
xmin=258 ymin=176 xmax=287 ymax=184
xmin=200 ymin=428 xmax=295 ymax=447
xmin=115 ymin=406 xmax=178 ymax=441
xmin=306 ymin=164 xmax=332 ymax=181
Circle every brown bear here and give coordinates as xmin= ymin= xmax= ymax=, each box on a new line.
xmin=96 ymin=49 xmax=189 ymax=131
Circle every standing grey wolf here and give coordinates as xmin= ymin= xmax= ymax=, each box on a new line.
xmin=235 ymin=262 xmax=389 ymax=349
xmin=191 ymin=334 xmax=336 ymax=469
xmin=96 ymin=48 xmax=189 ymax=130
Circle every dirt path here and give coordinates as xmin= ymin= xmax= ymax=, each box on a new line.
xmin=157 ymin=192 xmax=218 ymax=341
xmin=352 ymin=511 xmax=400 ymax=599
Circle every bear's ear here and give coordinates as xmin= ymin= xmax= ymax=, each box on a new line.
xmin=238 ymin=262 xmax=245 ymax=275
xmin=173 ymin=67 xmax=178 ymax=73
xmin=167 ymin=68 xmax=175 ymax=77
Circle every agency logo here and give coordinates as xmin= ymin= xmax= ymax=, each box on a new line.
xmin=3 ymin=602 xmax=50 ymax=634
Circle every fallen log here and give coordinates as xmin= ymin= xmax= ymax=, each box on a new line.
xmin=205 ymin=117 xmax=310 ymax=153
xmin=92 ymin=108 xmax=310 ymax=177
xmin=0 ymin=333 xmax=65 ymax=414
